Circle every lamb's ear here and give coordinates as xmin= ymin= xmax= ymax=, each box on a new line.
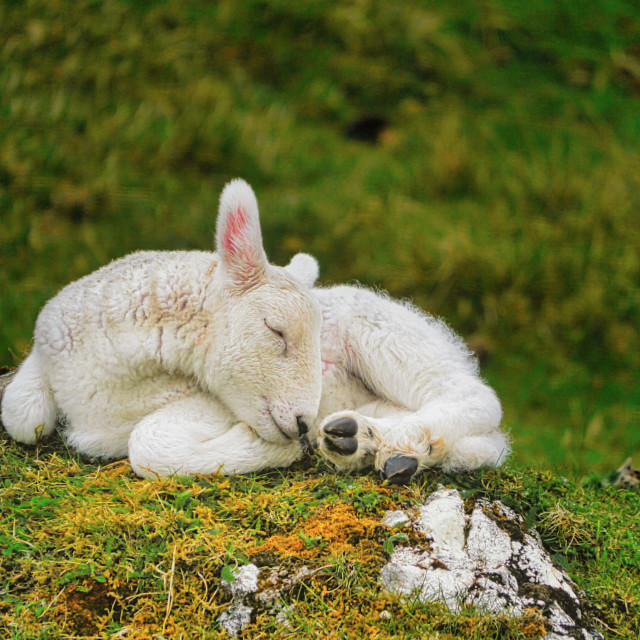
xmin=285 ymin=253 xmax=319 ymax=288
xmin=216 ymin=179 xmax=268 ymax=287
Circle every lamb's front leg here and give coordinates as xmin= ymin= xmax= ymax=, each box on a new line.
xmin=128 ymin=396 xmax=302 ymax=479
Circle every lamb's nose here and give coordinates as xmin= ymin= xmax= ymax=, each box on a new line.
xmin=296 ymin=416 xmax=309 ymax=437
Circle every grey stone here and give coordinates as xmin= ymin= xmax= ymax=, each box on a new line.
xmin=218 ymin=564 xmax=260 ymax=636
xmin=380 ymin=488 xmax=599 ymax=639
xmin=381 ymin=509 xmax=410 ymax=527
xmin=218 ymin=603 xmax=253 ymax=638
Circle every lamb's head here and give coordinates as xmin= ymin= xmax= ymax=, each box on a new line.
xmin=208 ymin=179 xmax=323 ymax=445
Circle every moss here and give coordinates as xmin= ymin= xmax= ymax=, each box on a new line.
xmin=247 ymin=502 xmax=382 ymax=560
xmin=2 ymin=437 xmax=639 ymax=638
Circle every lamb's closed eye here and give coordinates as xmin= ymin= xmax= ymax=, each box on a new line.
xmin=264 ymin=319 xmax=287 ymax=353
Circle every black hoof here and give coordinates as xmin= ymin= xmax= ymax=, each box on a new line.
xmin=380 ymin=456 xmax=418 ymax=485
xmin=325 ymin=436 xmax=358 ymax=456
xmin=323 ymin=417 xmax=358 ymax=437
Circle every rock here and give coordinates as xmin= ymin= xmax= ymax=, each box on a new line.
xmin=466 ymin=508 xmax=512 ymax=569
xmin=217 ymin=564 xmax=260 ymax=637
xmin=221 ymin=563 xmax=260 ymax=598
xmin=216 ymin=490 xmax=603 ymax=639
xmin=380 ymin=488 xmax=602 ymax=640
xmin=613 ymin=457 xmax=639 ymax=488
xmin=275 ymin=604 xmax=294 ymax=628
xmin=218 ymin=602 xmax=253 ymax=638
xmin=417 ymin=488 xmax=467 ymax=553
xmin=217 ymin=563 xmax=318 ymax=636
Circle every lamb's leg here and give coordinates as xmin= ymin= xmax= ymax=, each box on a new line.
xmin=1 ymin=350 xmax=58 ymax=444
xmin=318 ymin=402 xmax=435 ymax=484
xmin=319 ymin=404 xmax=509 ymax=483
xmin=128 ymin=396 xmax=302 ymax=479
xmin=316 ymin=291 xmax=507 ymax=483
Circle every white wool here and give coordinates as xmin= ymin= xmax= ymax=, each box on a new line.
xmin=1 ymin=179 xmax=509 ymax=478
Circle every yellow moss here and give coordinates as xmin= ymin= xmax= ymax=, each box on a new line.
xmin=519 ymin=607 xmax=549 ymax=638
xmin=248 ymin=502 xmax=381 ymax=559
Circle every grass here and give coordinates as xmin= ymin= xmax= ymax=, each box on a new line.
xmin=1 ymin=432 xmax=638 ymax=639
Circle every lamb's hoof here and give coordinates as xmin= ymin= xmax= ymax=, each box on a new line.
xmin=323 ymin=417 xmax=358 ymax=437
xmin=318 ymin=412 xmax=378 ymax=472
xmin=380 ymin=456 xmax=418 ymax=485
xmin=325 ymin=435 xmax=358 ymax=455
xmin=323 ymin=417 xmax=359 ymax=455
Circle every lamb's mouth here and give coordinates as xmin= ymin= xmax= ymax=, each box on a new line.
xmin=268 ymin=409 xmax=295 ymax=441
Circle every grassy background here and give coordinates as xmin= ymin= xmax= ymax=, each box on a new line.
xmin=1 ymin=0 xmax=639 ymax=475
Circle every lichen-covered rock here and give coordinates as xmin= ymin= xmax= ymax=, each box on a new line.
xmin=217 ymin=602 xmax=253 ymax=638
xmin=217 ymin=564 xmax=260 ymax=637
xmin=380 ymin=488 xmax=602 ymax=640
xmin=380 ymin=509 xmax=410 ymax=528
xmin=217 ymin=563 xmax=316 ymax=636
xmin=221 ymin=563 xmax=260 ymax=599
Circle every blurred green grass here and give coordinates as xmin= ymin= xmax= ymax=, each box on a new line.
xmin=1 ymin=0 xmax=639 ymax=475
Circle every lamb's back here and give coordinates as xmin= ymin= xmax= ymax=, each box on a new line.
xmin=34 ymin=250 xmax=218 ymax=360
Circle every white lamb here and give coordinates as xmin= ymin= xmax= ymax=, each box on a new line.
xmin=1 ymin=179 xmax=509 ymax=483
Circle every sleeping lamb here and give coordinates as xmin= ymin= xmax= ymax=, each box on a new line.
xmin=1 ymin=179 xmax=509 ymax=483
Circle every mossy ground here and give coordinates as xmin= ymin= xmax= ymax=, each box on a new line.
xmin=1 ymin=431 xmax=638 ymax=639
xmin=1 ymin=0 xmax=639 ymax=474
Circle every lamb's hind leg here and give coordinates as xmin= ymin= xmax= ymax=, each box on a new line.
xmin=319 ymin=395 xmax=508 ymax=484
xmin=128 ymin=395 xmax=302 ymax=479
xmin=318 ymin=401 xmax=437 ymax=484
xmin=1 ymin=350 xmax=57 ymax=444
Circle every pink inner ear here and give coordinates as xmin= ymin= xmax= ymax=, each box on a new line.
xmin=222 ymin=205 xmax=250 ymax=261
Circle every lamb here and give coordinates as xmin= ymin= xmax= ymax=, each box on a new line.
xmin=1 ymin=179 xmax=509 ymax=483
